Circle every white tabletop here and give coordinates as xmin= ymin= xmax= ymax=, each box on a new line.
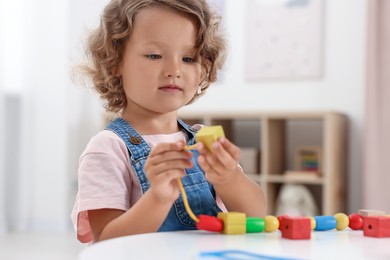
xmin=79 ymin=230 xmax=390 ymax=260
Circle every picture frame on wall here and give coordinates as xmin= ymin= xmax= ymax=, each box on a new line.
xmin=245 ymin=0 xmax=324 ymax=80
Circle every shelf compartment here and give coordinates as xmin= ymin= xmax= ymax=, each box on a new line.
xmin=179 ymin=111 xmax=348 ymax=216
xmin=266 ymin=174 xmax=324 ymax=185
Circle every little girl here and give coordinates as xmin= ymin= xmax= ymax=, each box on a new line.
xmin=71 ymin=0 xmax=266 ymax=243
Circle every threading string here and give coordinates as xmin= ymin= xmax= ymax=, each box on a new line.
xmin=177 ymin=178 xmax=199 ymax=223
xmin=184 ymin=144 xmax=197 ymax=150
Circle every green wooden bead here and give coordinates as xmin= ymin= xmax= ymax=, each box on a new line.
xmin=246 ymin=217 xmax=265 ymax=233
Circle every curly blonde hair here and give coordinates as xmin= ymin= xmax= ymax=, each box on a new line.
xmin=79 ymin=0 xmax=227 ymax=113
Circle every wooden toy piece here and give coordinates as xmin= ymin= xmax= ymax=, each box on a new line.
xmin=363 ymin=216 xmax=390 ymax=238
xmin=348 ymin=213 xmax=364 ymax=230
xmin=218 ymin=212 xmax=246 ymax=234
xmin=277 ymin=215 xmax=289 ymax=230
xmin=196 ymin=214 xmax=223 ymax=232
xmin=313 ymin=216 xmax=337 ymax=231
xmin=279 ymin=217 xmax=311 ymax=240
xmin=358 ymin=209 xmax=386 ymax=216
xmin=308 ymin=216 xmax=316 ymax=230
xmin=246 ymin=217 xmax=265 ymax=233
xmin=334 ymin=213 xmax=349 ymax=231
xmin=264 ymin=215 xmax=279 ymax=232
xmin=194 ymin=125 xmax=225 ymax=152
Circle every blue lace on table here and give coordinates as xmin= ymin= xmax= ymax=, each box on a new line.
xmin=199 ymin=249 xmax=303 ymax=260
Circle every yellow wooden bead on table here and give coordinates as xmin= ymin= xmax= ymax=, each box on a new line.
xmin=217 ymin=212 xmax=246 ymax=235
xmin=308 ymin=216 xmax=316 ymax=230
xmin=334 ymin=213 xmax=349 ymax=230
xmin=264 ymin=215 xmax=279 ymax=232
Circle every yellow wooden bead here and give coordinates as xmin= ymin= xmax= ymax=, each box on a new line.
xmin=334 ymin=213 xmax=349 ymax=230
xmin=264 ymin=215 xmax=279 ymax=232
xmin=195 ymin=125 xmax=225 ymax=152
xmin=308 ymin=216 xmax=316 ymax=230
xmin=217 ymin=212 xmax=246 ymax=234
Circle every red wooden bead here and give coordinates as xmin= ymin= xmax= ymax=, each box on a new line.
xmin=348 ymin=213 xmax=363 ymax=230
xmin=363 ymin=216 xmax=390 ymax=238
xmin=279 ymin=217 xmax=311 ymax=240
xmin=196 ymin=215 xmax=223 ymax=232
xmin=277 ymin=215 xmax=289 ymax=230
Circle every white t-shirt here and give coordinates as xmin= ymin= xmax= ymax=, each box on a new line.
xmin=71 ymin=128 xmax=226 ymax=243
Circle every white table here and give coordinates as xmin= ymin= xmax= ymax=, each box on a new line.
xmin=79 ymin=230 xmax=390 ymax=260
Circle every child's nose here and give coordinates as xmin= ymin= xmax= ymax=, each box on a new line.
xmin=164 ymin=58 xmax=181 ymax=78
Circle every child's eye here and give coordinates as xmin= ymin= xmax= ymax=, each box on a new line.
xmin=145 ymin=54 xmax=162 ymax=60
xmin=183 ymin=57 xmax=195 ymax=63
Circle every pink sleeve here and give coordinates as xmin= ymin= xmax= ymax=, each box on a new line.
xmin=216 ymin=196 xmax=227 ymax=212
xmin=71 ymin=131 xmax=138 ymax=243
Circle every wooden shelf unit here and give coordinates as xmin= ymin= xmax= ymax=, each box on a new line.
xmin=178 ymin=110 xmax=348 ymax=215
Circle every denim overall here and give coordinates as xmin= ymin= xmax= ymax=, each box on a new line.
xmin=106 ymin=118 xmax=221 ymax=231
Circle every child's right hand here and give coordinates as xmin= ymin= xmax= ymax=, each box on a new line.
xmin=144 ymin=141 xmax=193 ymax=204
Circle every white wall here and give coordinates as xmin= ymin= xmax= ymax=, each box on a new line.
xmin=182 ymin=0 xmax=366 ymax=213
xmin=22 ymin=0 xmax=70 ymax=231
xmin=0 ymin=0 xmax=29 ymax=232
xmin=0 ymin=99 xmax=4 ymax=234
xmin=0 ymin=3 xmax=5 ymax=232
xmin=2 ymin=0 xmax=76 ymax=232
xmin=23 ymin=0 xmax=107 ymax=231
xmin=0 ymin=97 xmax=4 ymax=234
xmin=0 ymin=0 xmax=107 ymax=233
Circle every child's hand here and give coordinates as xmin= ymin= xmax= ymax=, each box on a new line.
xmin=196 ymin=137 xmax=241 ymax=186
xmin=144 ymin=141 xmax=193 ymax=204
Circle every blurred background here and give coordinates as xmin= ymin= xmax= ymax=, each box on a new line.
xmin=0 ymin=0 xmax=389 ymax=259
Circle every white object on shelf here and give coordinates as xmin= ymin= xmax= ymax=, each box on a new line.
xmin=275 ymin=183 xmax=319 ymax=216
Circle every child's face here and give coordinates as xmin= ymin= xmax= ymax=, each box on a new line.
xmin=119 ymin=6 xmax=202 ymax=115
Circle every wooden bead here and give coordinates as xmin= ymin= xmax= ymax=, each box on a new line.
xmin=277 ymin=215 xmax=289 ymax=230
xmin=217 ymin=212 xmax=246 ymax=234
xmin=358 ymin=209 xmax=386 ymax=217
xmin=196 ymin=215 xmax=223 ymax=232
xmin=334 ymin=213 xmax=349 ymax=230
xmin=246 ymin=217 xmax=265 ymax=233
xmin=280 ymin=217 xmax=311 ymax=240
xmin=314 ymin=216 xmax=336 ymax=231
xmin=195 ymin=126 xmax=225 ymax=152
xmin=348 ymin=213 xmax=363 ymax=230
xmin=363 ymin=216 xmax=390 ymax=238
xmin=264 ymin=215 xmax=279 ymax=232
xmin=308 ymin=216 xmax=316 ymax=230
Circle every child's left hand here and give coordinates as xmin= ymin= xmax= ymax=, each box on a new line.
xmin=196 ymin=137 xmax=242 ymax=186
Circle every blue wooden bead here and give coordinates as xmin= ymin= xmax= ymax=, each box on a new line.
xmin=313 ymin=216 xmax=337 ymax=231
